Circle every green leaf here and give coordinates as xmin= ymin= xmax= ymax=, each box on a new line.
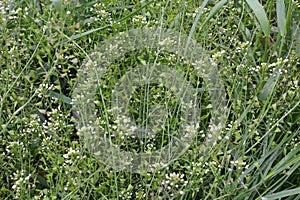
xmin=264 ymin=147 xmax=300 ymax=181
xmin=48 ymin=90 xmax=73 ymax=104
xmin=37 ymin=174 xmax=50 ymax=189
xmin=202 ymin=0 xmax=227 ymax=28
xmin=70 ymin=0 xmax=153 ymax=40
xmin=51 ymin=0 xmax=63 ymax=11
xmin=276 ymin=0 xmax=286 ymax=36
xmin=185 ymin=0 xmax=210 ymax=54
xmin=138 ymin=56 xmax=147 ymax=65
xmin=245 ymin=0 xmax=270 ymax=36
xmin=259 ymin=71 xmax=279 ymax=101
xmin=262 ymin=188 xmax=300 ymax=200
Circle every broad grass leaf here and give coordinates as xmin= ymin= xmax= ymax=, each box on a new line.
xmin=259 ymin=71 xmax=279 ymax=101
xmin=48 ymin=90 xmax=72 ymax=104
xmin=261 ymin=185 xmax=300 ymax=199
xmin=245 ymin=0 xmax=270 ymax=36
xmin=276 ymin=0 xmax=286 ymax=36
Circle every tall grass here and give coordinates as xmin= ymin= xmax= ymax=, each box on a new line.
xmin=0 ymin=0 xmax=299 ymax=199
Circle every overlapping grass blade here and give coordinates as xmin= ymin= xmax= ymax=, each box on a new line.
xmin=184 ymin=0 xmax=209 ymax=54
xmin=262 ymin=188 xmax=300 ymax=200
xmin=259 ymin=70 xmax=280 ymax=101
xmin=245 ymin=0 xmax=270 ymax=36
xmin=264 ymin=147 xmax=300 ymax=181
xmin=201 ymin=0 xmax=227 ymax=28
xmin=69 ymin=0 xmax=153 ymax=40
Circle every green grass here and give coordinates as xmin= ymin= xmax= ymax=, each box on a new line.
xmin=0 ymin=0 xmax=299 ymax=199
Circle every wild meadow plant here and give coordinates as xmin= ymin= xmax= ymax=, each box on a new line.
xmin=0 ymin=0 xmax=299 ymax=199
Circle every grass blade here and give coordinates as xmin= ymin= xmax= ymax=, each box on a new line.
xmin=262 ymin=188 xmax=300 ymax=200
xmin=70 ymin=0 xmax=153 ymax=40
xmin=245 ymin=100 xmax=300 ymax=154
xmin=276 ymin=0 xmax=286 ymax=36
xmin=259 ymin=70 xmax=279 ymax=101
xmin=264 ymin=147 xmax=300 ymax=181
xmin=201 ymin=0 xmax=227 ymax=28
xmin=245 ymin=0 xmax=270 ymax=36
xmin=184 ymin=0 xmax=210 ymax=55
xmin=48 ymin=90 xmax=72 ymax=104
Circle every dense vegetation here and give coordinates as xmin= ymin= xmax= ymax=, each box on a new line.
xmin=0 ymin=0 xmax=299 ymax=199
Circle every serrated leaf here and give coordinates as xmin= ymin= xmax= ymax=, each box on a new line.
xmin=245 ymin=0 xmax=270 ymax=36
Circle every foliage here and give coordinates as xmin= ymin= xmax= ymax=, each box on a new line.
xmin=0 ymin=0 xmax=299 ymax=199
